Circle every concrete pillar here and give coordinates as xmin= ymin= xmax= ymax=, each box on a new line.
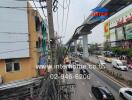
xmin=74 ymin=40 xmax=77 ymax=53
xmin=82 ymin=34 xmax=89 ymax=59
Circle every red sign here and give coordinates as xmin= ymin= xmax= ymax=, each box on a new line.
xmin=92 ymin=12 xmax=109 ymax=16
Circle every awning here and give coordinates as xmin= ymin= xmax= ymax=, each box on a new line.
xmin=0 ymin=77 xmax=43 ymax=91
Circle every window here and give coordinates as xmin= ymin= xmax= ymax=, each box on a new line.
xmin=14 ymin=62 xmax=20 ymax=71
xmin=117 ymin=63 xmax=123 ymax=66
xmin=6 ymin=62 xmax=12 ymax=72
xmin=35 ymin=16 xmax=42 ymax=32
xmin=5 ymin=59 xmax=20 ymax=72
xmin=36 ymin=41 xmax=39 ymax=48
xmin=125 ymin=91 xmax=132 ymax=96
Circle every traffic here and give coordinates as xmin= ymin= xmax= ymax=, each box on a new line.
xmin=64 ymin=53 xmax=132 ymax=100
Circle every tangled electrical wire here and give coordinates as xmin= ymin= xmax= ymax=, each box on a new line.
xmin=53 ymin=0 xmax=58 ymax=12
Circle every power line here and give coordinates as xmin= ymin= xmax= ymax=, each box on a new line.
xmin=63 ymin=24 xmax=88 ymax=60
xmin=58 ymin=0 xmax=68 ymax=9
xmin=0 ymin=7 xmax=25 ymax=11
xmin=0 ymin=32 xmax=28 ymax=34
xmin=57 ymin=9 xmax=59 ymax=33
xmin=53 ymin=0 xmax=58 ymax=12
xmin=0 ymin=48 xmax=29 ymax=54
xmin=0 ymin=41 xmax=29 ymax=43
xmin=61 ymin=0 xmax=65 ymax=33
xmin=64 ymin=0 xmax=70 ymax=34
xmin=32 ymin=0 xmax=47 ymax=20
xmin=0 ymin=47 xmax=40 ymax=54
xmin=0 ymin=39 xmax=46 ymax=43
xmin=0 ymin=38 xmax=48 ymax=43
xmin=0 ymin=6 xmax=46 ymax=9
xmin=39 ymin=1 xmax=47 ymax=18
xmin=32 ymin=0 xmax=39 ymax=11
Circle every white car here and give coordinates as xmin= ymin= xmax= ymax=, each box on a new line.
xmin=75 ymin=60 xmax=79 ymax=64
xmin=112 ymin=59 xmax=128 ymax=71
xmin=119 ymin=87 xmax=132 ymax=100
xmin=98 ymin=60 xmax=106 ymax=65
xmin=97 ymin=60 xmax=106 ymax=69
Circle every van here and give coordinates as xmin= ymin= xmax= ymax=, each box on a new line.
xmin=112 ymin=59 xmax=128 ymax=71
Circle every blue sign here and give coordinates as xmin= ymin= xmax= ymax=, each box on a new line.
xmin=91 ymin=7 xmax=109 ymax=20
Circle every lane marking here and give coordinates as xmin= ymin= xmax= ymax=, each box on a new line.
xmin=85 ymin=62 xmax=127 ymax=87
xmin=95 ymin=69 xmax=127 ymax=87
xmin=75 ymin=58 xmax=127 ymax=87
xmin=89 ymin=93 xmax=92 ymax=98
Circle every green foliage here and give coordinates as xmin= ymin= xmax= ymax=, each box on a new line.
xmin=104 ymin=41 xmax=111 ymax=51
xmin=95 ymin=52 xmax=101 ymax=55
xmin=89 ymin=43 xmax=100 ymax=54
xmin=69 ymin=46 xmax=74 ymax=52
xmin=56 ymin=46 xmax=66 ymax=64
xmin=127 ymin=49 xmax=132 ymax=58
xmin=110 ymin=47 xmax=132 ymax=57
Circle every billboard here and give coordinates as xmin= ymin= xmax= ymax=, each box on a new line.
xmin=0 ymin=0 xmax=29 ymax=59
xmin=104 ymin=21 xmax=110 ymax=38
xmin=125 ymin=23 xmax=132 ymax=39
xmin=91 ymin=7 xmax=109 ymax=21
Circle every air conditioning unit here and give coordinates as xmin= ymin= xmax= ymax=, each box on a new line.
xmin=0 ymin=75 xmax=3 ymax=84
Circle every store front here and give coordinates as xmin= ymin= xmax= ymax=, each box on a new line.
xmin=105 ymin=5 xmax=132 ymax=48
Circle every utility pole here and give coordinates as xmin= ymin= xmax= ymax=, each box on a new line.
xmin=46 ymin=0 xmax=56 ymax=67
xmin=37 ymin=1 xmax=57 ymax=100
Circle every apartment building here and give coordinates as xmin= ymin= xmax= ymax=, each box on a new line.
xmin=0 ymin=1 xmax=48 ymax=83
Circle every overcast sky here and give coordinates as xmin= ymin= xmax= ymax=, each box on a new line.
xmin=30 ymin=0 xmax=104 ymax=44
xmin=53 ymin=0 xmax=104 ymax=44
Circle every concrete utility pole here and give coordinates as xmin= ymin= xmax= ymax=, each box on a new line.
xmin=46 ymin=0 xmax=56 ymax=67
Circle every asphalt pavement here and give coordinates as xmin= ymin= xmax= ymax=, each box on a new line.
xmin=64 ymin=59 xmax=124 ymax=100
xmin=88 ymin=55 xmax=132 ymax=81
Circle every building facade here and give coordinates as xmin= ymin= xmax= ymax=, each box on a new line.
xmin=104 ymin=4 xmax=132 ymax=48
xmin=0 ymin=1 xmax=48 ymax=83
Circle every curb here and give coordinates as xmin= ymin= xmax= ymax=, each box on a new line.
xmin=87 ymin=60 xmax=128 ymax=87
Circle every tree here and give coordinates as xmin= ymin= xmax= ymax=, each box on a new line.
xmin=56 ymin=46 xmax=66 ymax=64
xmin=104 ymin=41 xmax=111 ymax=51
xmin=127 ymin=49 xmax=132 ymax=58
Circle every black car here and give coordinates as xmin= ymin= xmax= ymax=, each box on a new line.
xmin=80 ymin=69 xmax=89 ymax=78
xmin=91 ymin=85 xmax=115 ymax=100
xmin=67 ymin=64 xmax=73 ymax=71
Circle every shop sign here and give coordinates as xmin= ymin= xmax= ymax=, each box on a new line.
xmin=91 ymin=7 xmax=109 ymax=20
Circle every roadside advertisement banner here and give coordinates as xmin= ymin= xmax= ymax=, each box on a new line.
xmin=104 ymin=21 xmax=110 ymax=38
xmin=125 ymin=23 xmax=132 ymax=39
xmin=91 ymin=7 xmax=109 ymax=21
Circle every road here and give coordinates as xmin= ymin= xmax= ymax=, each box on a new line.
xmin=65 ymin=59 xmax=124 ymax=100
xmin=88 ymin=55 xmax=132 ymax=81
